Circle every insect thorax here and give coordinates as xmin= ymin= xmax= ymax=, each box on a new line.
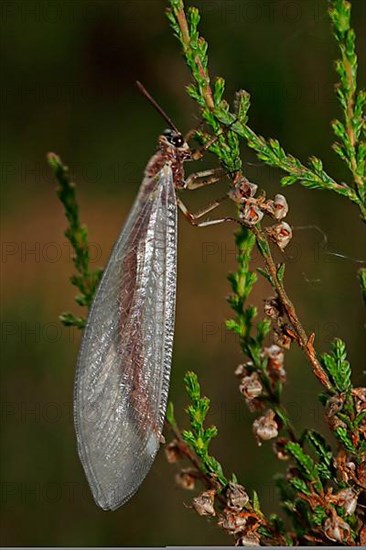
xmin=145 ymin=134 xmax=191 ymax=188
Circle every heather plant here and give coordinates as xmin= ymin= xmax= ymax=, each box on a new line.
xmin=48 ymin=0 xmax=365 ymax=545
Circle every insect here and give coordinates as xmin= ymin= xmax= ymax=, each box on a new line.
xmin=74 ymin=83 xmax=233 ymax=510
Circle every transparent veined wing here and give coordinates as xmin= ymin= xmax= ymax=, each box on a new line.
xmin=74 ymin=165 xmax=177 ymax=510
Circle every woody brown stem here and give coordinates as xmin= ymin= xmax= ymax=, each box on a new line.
xmin=252 ymin=226 xmax=332 ymax=390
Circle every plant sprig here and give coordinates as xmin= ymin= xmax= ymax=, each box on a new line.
xmin=168 ymin=0 xmax=366 ymax=221
xmin=181 ymin=371 xmax=228 ymax=486
xmin=168 ymin=0 xmax=331 ymax=390
xmin=47 ymin=153 xmax=103 ymax=328
xmin=165 ymin=0 xmax=364 ymax=544
xmin=329 ymin=0 xmax=366 ymax=204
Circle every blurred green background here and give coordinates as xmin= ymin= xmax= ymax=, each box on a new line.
xmin=1 ymin=0 xmax=365 ymax=546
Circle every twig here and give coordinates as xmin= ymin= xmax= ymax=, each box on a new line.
xmin=252 ymin=226 xmax=332 ymax=391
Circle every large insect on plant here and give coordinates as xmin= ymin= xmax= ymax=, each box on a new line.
xmin=73 ymin=83 xmax=235 ymax=511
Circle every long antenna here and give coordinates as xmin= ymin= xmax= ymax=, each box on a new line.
xmin=136 ymin=81 xmax=180 ymax=133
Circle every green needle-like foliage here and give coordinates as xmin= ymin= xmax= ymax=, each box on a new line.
xmin=47 ymin=153 xmax=103 ymax=328
xmin=182 ymin=371 xmax=227 ymax=487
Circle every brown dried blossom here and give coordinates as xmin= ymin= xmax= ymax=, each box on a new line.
xmin=331 ymin=488 xmax=358 ymax=515
xmin=266 ymin=221 xmax=292 ymax=250
xmin=236 ymin=532 xmax=261 ymax=547
xmin=225 ymin=482 xmax=250 ymax=510
xmin=262 ymin=344 xmax=286 ymax=382
xmin=335 ymin=449 xmax=357 ymax=484
xmin=326 ymin=394 xmax=345 ymax=417
xmin=239 ymin=372 xmax=263 ymax=399
xmin=273 ymin=437 xmax=290 ymax=460
xmin=253 ymin=409 xmax=279 ymax=444
xmin=218 ymin=509 xmax=251 ymax=535
xmin=229 ymin=175 xmax=258 ymax=203
xmin=265 ymin=194 xmax=289 ymax=220
xmin=272 ymin=194 xmax=289 ymax=220
xmin=263 ymin=344 xmax=284 ymax=366
xmin=235 ymin=362 xmax=252 ymax=378
xmin=352 ymin=387 xmax=366 ymax=414
xmin=192 ymin=489 xmax=216 ymax=516
xmin=273 ymin=330 xmax=292 ymax=350
xmin=241 ymin=199 xmax=264 ymax=226
xmin=165 ymin=440 xmax=183 ymax=463
xmin=245 ymin=397 xmax=267 ymax=413
xmin=324 ymin=510 xmax=352 ymax=543
xmin=263 ymin=297 xmax=281 ymax=319
xmin=175 ymin=469 xmax=196 ymax=490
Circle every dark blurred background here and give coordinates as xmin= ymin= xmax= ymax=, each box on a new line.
xmin=1 ymin=0 xmax=365 ymax=546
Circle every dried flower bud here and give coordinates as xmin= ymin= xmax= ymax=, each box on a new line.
xmin=236 ymin=532 xmax=261 ymax=547
xmin=272 ymin=194 xmax=288 ymax=220
xmin=253 ymin=409 xmax=279 ymax=445
xmin=333 ymin=488 xmax=358 ymax=515
xmin=239 ymin=373 xmax=263 ymax=399
xmin=352 ymin=387 xmax=366 ymax=414
xmin=263 ymin=297 xmax=281 ymax=319
xmin=175 ymin=469 xmax=196 ymax=490
xmin=165 ymin=440 xmax=182 ymax=463
xmin=266 ymin=222 xmax=292 ymax=250
xmin=326 ymin=394 xmax=345 ymax=417
xmin=235 ymin=363 xmax=251 ymax=378
xmin=229 ymin=176 xmax=258 ymax=203
xmin=263 ymin=344 xmax=284 ymax=364
xmin=324 ymin=513 xmax=351 ymax=543
xmin=241 ymin=199 xmax=264 ymax=226
xmin=246 ymin=397 xmax=266 ymax=413
xmin=273 ymin=330 xmax=292 ymax=350
xmin=335 ymin=450 xmax=357 ymax=484
xmin=192 ymin=490 xmax=216 ymax=516
xmin=263 ymin=345 xmax=285 ymax=380
xmin=273 ymin=438 xmax=290 ymax=460
xmin=218 ymin=509 xmax=248 ymax=534
xmin=226 ymin=482 xmax=249 ymax=510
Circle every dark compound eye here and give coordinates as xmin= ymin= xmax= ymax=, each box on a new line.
xmin=163 ymin=129 xmax=185 ymax=148
xmin=172 ymin=134 xmax=184 ymax=147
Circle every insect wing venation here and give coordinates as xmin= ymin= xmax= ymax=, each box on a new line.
xmin=74 ymin=166 xmax=177 ymax=510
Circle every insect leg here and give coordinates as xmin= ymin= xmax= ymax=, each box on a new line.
xmin=184 ymin=168 xmax=225 ymax=190
xmin=176 ymin=195 xmax=239 ymax=227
